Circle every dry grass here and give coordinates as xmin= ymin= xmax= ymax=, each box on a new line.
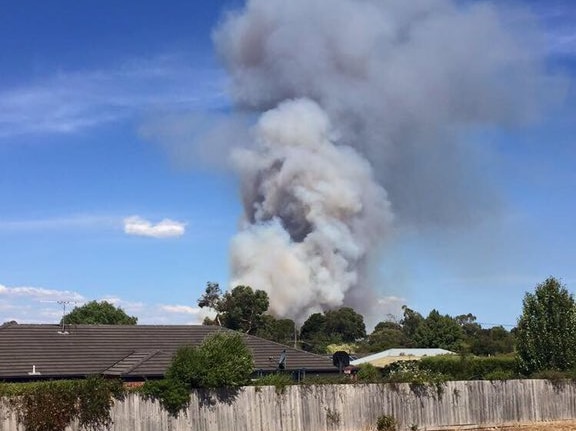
xmin=460 ymin=421 xmax=576 ymax=430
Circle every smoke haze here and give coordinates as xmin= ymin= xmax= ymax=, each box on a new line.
xmin=214 ymin=0 xmax=556 ymax=321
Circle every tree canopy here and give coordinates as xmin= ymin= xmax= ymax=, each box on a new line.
xmin=195 ymin=283 xmax=518 ymax=357
xmin=516 ymin=277 xmax=576 ymax=374
xmin=413 ymin=309 xmax=465 ymax=351
xmin=198 ymin=283 xmax=270 ymax=335
xmin=63 ymin=301 xmax=137 ymax=325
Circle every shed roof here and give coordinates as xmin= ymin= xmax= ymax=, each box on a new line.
xmin=350 ymin=348 xmax=455 ymax=367
xmin=0 ymin=324 xmax=336 ymax=380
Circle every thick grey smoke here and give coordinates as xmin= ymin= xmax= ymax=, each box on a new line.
xmin=230 ymin=99 xmax=392 ymax=319
xmin=215 ymin=0 xmax=553 ymax=320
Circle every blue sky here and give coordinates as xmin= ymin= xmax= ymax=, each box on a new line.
xmin=0 ymin=0 xmax=575 ymax=329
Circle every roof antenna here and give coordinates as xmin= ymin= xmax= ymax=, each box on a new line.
xmin=40 ymin=299 xmax=78 ymax=334
xmin=58 ymin=300 xmax=75 ymax=335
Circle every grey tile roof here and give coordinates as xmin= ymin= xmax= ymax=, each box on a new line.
xmin=0 ymin=324 xmax=336 ymax=380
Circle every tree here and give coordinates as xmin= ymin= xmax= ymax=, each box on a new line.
xmin=63 ymin=301 xmax=137 ymax=325
xmin=256 ymin=315 xmax=296 ymax=346
xmin=470 ymin=326 xmax=515 ymax=356
xmin=364 ymin=322 xmax=413 ymax=353
xmin=299 ymin=308 xmax=366 ymax=353
xmin=197 ymin=282 xmax=223 ymax=326
xmin=516 ymin=277 xmax=576 ymax=374
xmin=299 ymin=312 xmax=338 ymax=353
xmin=400 ymin=305 xmax=425 ymax=340
xmin=324 ymin=307 xmax=366 ymax=342
xmin=198 ymin=284 xmax=270 ymax=335
xmin=412 ymin=309 xmax=465 ymax=352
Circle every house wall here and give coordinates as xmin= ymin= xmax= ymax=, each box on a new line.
xmin=2 ymin=379 xmax=576 ymax=431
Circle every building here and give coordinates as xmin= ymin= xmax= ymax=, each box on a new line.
xmin=0 ymin=323 xmax=337 ymax=381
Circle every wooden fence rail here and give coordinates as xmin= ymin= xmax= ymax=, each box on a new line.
xmin=2 ymin=379 xmax=576 ymax=430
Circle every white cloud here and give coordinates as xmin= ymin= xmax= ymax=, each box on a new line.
xmin=123 ymin=215 xmax=186 ymax=238
xmin=0 ymin=284 xmax=85 ymax=302
xmin=161 ymin=305 xmax=203 ymax=315
xmin=0 ymin=284 xmax=212 ymax=325
xmin=0 ymin=54 xmax=227 ymax=138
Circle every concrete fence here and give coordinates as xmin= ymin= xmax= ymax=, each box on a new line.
xmin=2 ymin=379 xmax=576 ymax=431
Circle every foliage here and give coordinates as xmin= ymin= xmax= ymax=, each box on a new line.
xmin=299 ymin=312 xmax=335 ymax=353
xmin=253 ymin=373 xmax=294 ymax=394
xmin=256 ymin=316 xmax=296 ymax=346
xmin=400 ymin=306 xmax=425 ymax=340
xmin=376 ymin=414 xmax=397 ymax=431
xmin=362 ymin=326 xmax=412 ymax=353
xmin=141 ymin=379 xmax=189 ymax=417
xmin=417 ymin=354 xmax=519 ymax=381
xmin=516 ymin=277 xmax=576 ymax=375
xmin=381 ymin=360 xmax=448 ymax=392
xmin=1 ymin=377 xmax=123 ymax=431
xmin=198 ymin=283 xmax=270 ymax=334
xmin=63 ymin=300 xmax=137 ymax=325
xmin=324 ymin=307 xmax=366 ymax=342
xmin=469 ymin=326 xmax=515 ymax=356
xmin=326 ymin=343 xmax=359 ymax=354
xmin=300 ymin=308 xmax=366 ymax=353
xmin=484 ymin=369 xmax=516 ymax=381
xmin=325 ymin=407 xmax=341 ymax=426
xmin=356 ymin=363 xmax=381 ymax=382
xmin=413 ymin=309 xmax=465 ymax=352
xmin=143 ymin=331 xmax=253 ymax=416
xmin=166 ymin=331 xmax=254 ymax=389
xmin=197 ymin=281 xmax=223 ymax=326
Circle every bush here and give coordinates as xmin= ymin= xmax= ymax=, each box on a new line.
xmin=143 ymin=330 xmax=254 ymax=416
xmin=254 ymin=373 xmax=294 ymax=394
xmin=1 ymin=377 xmax=123 ymax=431
xmin=192 ymin=331 xmax=254 ymax=388
xmin=357 ymin=363 xmax=381 ymax=382
xmin=141 ymin=379 xmax=189 ymax=417
xmin=376 ymin=414 xmax=397 ymax=431
xmin=417 ymin=355 xmax=519 ymax=380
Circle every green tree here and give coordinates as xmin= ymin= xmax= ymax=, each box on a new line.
xmin=324 ymin=307 xmax=366 ymax=342
xmin=470 ymin=326 xmax=515 ymax=356
xmin=256 ymin=315 xmax=296 ymax=346
xmin=197 ymin=281 xmax=223 ymax=326
xmin=413 ymin=309 xmax=465 ymax=352
xmin=299 ymin=312 xmax=331 ymax=353
xmin=364 ymin=322 xmax=413 ymax=353
xmin=63 ymin=301 xmax=137 ymax=325
xmin=198 ymin=284 xmax=270 ymax=335
xmin=400 ymin=305 xmax=424 ymax=341
xmin=516 ymin=277 xmax=576 ymax=374
xmin=299 ymin=308 xmax=366 ymax=353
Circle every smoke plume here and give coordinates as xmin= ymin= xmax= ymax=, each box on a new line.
xmin=215 ymin=0 xmax=553 ymax=321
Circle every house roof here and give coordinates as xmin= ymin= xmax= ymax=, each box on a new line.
xmin=0 ymin=323 xmax=336 ymax=380
xmin=350 ymin=348 xmax=455 ymax=367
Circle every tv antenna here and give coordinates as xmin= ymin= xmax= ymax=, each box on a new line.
xmin=58 ymin=300 xmax=77 ymax=334
xmin=41 ymin=300 xmax=78 ymax=334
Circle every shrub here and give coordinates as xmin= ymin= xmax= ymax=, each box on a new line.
xmin=357 ymin=363 xmax=381 ymax=382
xmin=143 ymin=330 xmax=254 ymax=416
xmin=376 ymin=414 xmax=397 ymax=431
xmin=253 ymin=373 xmax=294 ymax=394
xmin=417 ymin=354 xmax=519 ymax=380
xmin=2 ymin=377 xmax=123 ymax=431
xmin=141 ymin=379 xmax=190 ymax=417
